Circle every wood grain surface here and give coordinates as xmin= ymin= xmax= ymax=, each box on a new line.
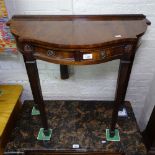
xmin=0 ymin=85 xmax=23 ymax=136
xmin=0 ymin=85 xmax=23 ymax=155
xmin=7 ymin=15 xmax=150 ymax=49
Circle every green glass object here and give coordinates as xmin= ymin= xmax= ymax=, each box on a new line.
xmin=37 ymin=128 xmax=52 ymax=141
xmin=31 ymin=106 xmax=40 ymax=115
xmin=106 ymin=129 xmax=120 ymax=141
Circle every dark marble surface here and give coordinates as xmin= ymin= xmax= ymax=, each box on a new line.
xmin=5 ymin=101 xmax=146 ymax=155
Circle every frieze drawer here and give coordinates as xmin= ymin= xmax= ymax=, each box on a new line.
xmin=33 ymin=45 xmax=130 ymax=65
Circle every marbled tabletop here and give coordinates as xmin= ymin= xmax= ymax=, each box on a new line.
xmin=4 ymin=101 xmax=147 ymax=155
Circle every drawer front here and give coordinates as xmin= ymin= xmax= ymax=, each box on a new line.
xmin=33 ymin=44 xmax=132 ymax=65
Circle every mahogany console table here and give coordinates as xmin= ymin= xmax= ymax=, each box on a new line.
xmin=7 ymin=14 xmax=150 ymax=140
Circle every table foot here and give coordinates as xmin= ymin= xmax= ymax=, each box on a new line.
xmin=37 ymin=128 xmax=52 ymax=141
xmin=106 ymin=129 xmax=120 ymax=141
xmin=31 ymin=106 xmax=40 ymax=115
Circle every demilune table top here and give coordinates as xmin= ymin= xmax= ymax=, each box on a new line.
xmin=4 ymin=100 xmax=146 ymax=155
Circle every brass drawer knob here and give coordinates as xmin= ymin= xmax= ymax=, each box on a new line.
xmin=100 ymin=50 xmax=106 ymax=59
xmin=47 ymin=50 xmax=55 ymax=56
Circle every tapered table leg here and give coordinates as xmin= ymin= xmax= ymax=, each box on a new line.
xmin=24 ymin=58 xmax=49 ymax=134
xmin=60 ymin=65 xmax=69 ymax=79
xmin=109 ymin=40 xmax=140 ymax=138
xmin=110 ymin=59 xmax=133 ymax=137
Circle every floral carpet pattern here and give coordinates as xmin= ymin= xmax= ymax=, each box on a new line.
xmin=0 ymin=0 xmax=17 ymax=54
xmin=5 ymin=101 xmax=147 ymax=155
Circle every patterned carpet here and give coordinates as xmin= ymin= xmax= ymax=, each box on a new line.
xmin=0 ymin=0 xmax=17 ymax=54
xmin=5 ymin=101 xmax=147 ymax=155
